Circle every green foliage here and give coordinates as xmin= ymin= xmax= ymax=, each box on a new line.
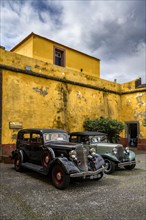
xmin=83 ymin=117 xmax=125 ymax=143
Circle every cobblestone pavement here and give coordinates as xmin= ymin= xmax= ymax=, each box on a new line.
xmin=0 ymin=151 xmax=146 ymax=220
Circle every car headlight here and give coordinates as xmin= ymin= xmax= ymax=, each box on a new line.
xmin=112 ymin=147 xmax=117 ymax=155
xmin=90 ymin=148 xmax=96 ymax=156
xmin=69 ymin=150 xmax=77 ymax=159
xmin=125 ymin=147 xmax=130 ymax=153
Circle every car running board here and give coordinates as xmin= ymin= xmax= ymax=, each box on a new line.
xmin=22 ymin=162 xmax=48 ymax=175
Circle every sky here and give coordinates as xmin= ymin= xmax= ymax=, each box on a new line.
xmin=0 ymin=0 xmax=146 ymax=84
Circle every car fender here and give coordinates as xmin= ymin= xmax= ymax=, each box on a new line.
xmin=10 ymin=150 xmax=17 ymax=159
xmin=94 ymin=154 xmax=105 ymax=169
xmin=101 ymin=153 xmax=120 ymax=163
xmin=45 ymin=147 xmax=55 ymax=159
xmin=10 ymin=149 xmax=23 ymax=160
xmin=49 ymin=157 xmax=80 ymax=175
xmin=128 ymin=150 xmax=136 ymax=161
xmin=10 ymin=149 xmax=24 ymax=162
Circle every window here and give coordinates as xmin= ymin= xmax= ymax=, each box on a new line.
xmin=31 ymin=133 xmax=42 ymax=144
xmin=70 ymin=136 xmax=78 ymax=143
xmin=22 ymin=133 xmax=30 ymax=142
xmin=54 ymin=46 xmax=65 ymax=67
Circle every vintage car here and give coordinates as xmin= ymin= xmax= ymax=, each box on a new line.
xmin=10 ymin=129 xmax=105 ymax=189
xmin=69 ymin=131 xmax=136 ymax=174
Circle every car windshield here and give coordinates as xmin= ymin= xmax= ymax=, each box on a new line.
xmin=90 ymin=135 xmax=108 ymax=143
xmin=43 ymin=133 xmax=69 ymax=143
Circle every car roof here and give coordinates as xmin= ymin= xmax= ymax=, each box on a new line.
xmin=69 ymin=131 xmax=106 ymax=136
xmin=18 ymin=128 xmax=68 ymax=134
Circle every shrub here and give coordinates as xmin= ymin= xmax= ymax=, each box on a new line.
xmin=83 ymin=117 xmax=124 ymax=143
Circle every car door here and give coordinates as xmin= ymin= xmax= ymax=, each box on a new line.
xmin=30 ymin=132 xmax=44 ymax=163
xmin=19 ymin=132 xmax=31 ymax=160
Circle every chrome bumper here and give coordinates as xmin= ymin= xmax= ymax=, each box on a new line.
xmin=118 ymin=160 xmax=136 ymax=168
xmin=70 ymin=166 xmax=104 ymax=178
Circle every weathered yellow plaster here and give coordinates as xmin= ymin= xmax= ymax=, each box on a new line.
xmin=0 ymin=34 xmax=146 ymax=156
xmin=120 ymin=92 xmax=146 ymax=139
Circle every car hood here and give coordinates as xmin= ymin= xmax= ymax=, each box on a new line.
xmin=91 ymin=142 xmax=123 ymax=148
xmin=45 ymin=141 xmax=83 ymax=150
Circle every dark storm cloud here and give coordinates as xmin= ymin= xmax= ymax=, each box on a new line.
xmin=84 ymin=1 xmax=146 ymax=60
xmin=31 ymin=0 xmax=63 ymax=26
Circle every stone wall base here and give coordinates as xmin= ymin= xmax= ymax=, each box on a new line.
xmin=0 ymin=144 xmax=16 ymax=163
xmin=1 ymin=156 xmax=13 ymax=164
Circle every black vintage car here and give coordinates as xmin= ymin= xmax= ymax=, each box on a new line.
xmin=69 ymin=131 xmax=136 ymax=174
xmin=11 ymin=129 xmax=105 ymax=189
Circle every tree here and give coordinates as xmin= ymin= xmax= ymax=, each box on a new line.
xmin=83 ymin=117 xmax=125 ymax=143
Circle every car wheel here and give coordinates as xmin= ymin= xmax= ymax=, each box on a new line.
xmin=51 ymin=165 xmax=70 ymax=190
xmin=42 ymin=151 xmax=52 ymax=168
xmin=104 ymin=159 xmax=115 ymax=174
xmin=14 ymin=152 xmax=23 ymax=172
xmin=124 ymin=161 xmax=136 ymax=170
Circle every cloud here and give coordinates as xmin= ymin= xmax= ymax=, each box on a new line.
xmin=0 ymin=0 xmax=145 ymax=83
xmin=100 ymin=41 xmax=146 ymax=83
xmin=1 ymin=0 xmax=63 ymax=47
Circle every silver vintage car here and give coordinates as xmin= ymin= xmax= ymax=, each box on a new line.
xmin=69 ymin=131 xmax=136 ymax=174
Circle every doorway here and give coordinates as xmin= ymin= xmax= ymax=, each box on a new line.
xmin=126 ymin=121 xmax=139 ymax=147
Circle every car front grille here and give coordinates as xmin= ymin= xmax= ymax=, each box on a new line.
xmin=76 ymin=144 xmax=88 ymax=172
xmin=116 ymin=146 xmax=128 ymax=161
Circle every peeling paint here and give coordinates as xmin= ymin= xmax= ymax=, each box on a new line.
xmin=34 ymin=65 xmax=40 ymax=68
xmin=127 ymin=85 xmax=131 ymax=90
xmin=11 ymin=133 xmax=17 ymax=140
xmin=137 ymin=111 xmax=146 ymax=118
xmin=134 ymin=109 xmax=146 ymax=120
xmin=76 ymin=91 xmax=86 ymax=102
xmin=136 ymin=93 xmax=146 ymax=106
xmin=33 ymin=86 xmax=49 ymax=96
xmin=77 ymin=91 xmax=83 ymax=99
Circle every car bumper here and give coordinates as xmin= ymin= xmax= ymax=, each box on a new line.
xmin=70 ymin=166 xmax=104 ymax=178
xmin=118 ymin=160 xmax=136 ymax=168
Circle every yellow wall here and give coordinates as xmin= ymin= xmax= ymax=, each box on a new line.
xmin=65 ymin=47 xmax=100 ymax=76
xmin=11 ymin=35 xmax=33 ymax=58
xmin=33 ymin=35 xmax=53 ymax=64
xmin=0 ymin=47 xmax=121 ymax=145
xmin=0 ymin=48 xmax=120 ymax=93
xmin=120 ymin=92 xmax=146 ymax=139
xmin=2 ymin=70 xmax=61 ymax=144
xmin=1 ymin=69 xmax=121 ymax=145
xmin=66 ymin=87 xmax=121 ymax=132
xmin=0 ymin=47 xmax=146 ymax=157
xmin=12 ymin=34 xmax=100 ymax=78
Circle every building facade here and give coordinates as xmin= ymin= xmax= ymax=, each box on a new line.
xmin=0 ymin=33 xmax=146 ymax=162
